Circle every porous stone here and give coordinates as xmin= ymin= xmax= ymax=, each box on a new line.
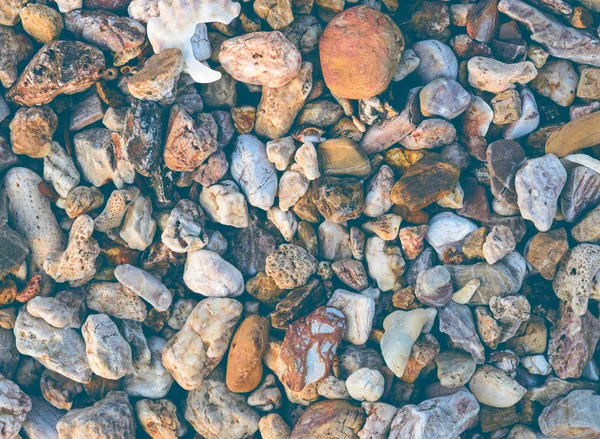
xmin=9 ymin=106 xmax=57 ymax=158
xmin=319 ymin=6 xmax=403 ymax=99
xmin=0 ymin=375 xmax=32 ymax=439
xmin=162 ymin=298 xmax=242 ymax=390
xmin=94 ymin=187 xmax=140 ymax=233
xmin=87 ymin=282 xmax=147 ymax=322
xmin=56 ymin=391 xmax=136 ymax=439
xmin=136 ymin=399 xmax=183 ymax=439
xmin=467 ymin=57 xmax=537 ymax=93
xmin=265 ymin=244 xmax=317 ymax=289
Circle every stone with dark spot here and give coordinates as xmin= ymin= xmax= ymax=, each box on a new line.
xmin=313 ymin=177 xmax=365 ymax=223
xmin=123 ymin=100 xmax=163 ymax=177
xmin=291 ymin=399 xmax=366 ymax=439
xmin=270 ymin=279 xmax=327 ymax=329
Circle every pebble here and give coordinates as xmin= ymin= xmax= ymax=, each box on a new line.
xmin=119 ymin=195 xmax=157 ymax=251
xmin=487 ymin=139 xmax=526 ymax=206
xmin=9 ymin=106 xmax=58 ymax=159
xmin=461 ymin=95 xmax=493 ymax=140
xmin=317 ymin=138 xmax=370 ymax=177
xmin=199 ymin=181 xmax=249 ymax=228
xmin=265 ymin=244 xmax=317 ymax=289
xmin=124 ymin=334 xmax=173 ymax=399
xmin=319 ymin=6 xmax=403 ymax=99
xmin=114 ymin=264 xmax=172 ymax=311
xmin=255 ymin=62 xmax=313 ymax=140
xmin=438 ymin=301 xmax=485 ymax=364
xmin=231 ymin=134 xmax=278 ymax=210
xmin=128 ymin=49 xmax=184 ymax=102
xmin=412 ymin=40 xmax=458 ymax=83
xmin=226 ymin=314 xmax=269 ymax=393
xmin=389 ymin=391 xmax=480 ymax=439
xmin=489 ymin=294 xmax=530 ymax=323
xmin=435 ymin=350 xmax=477 ymax=387
xmin=43 ymin=142 xmax=80 ymax=199
xmin=82 ymin=314 xmax=133 ymax=380
xmin=19 ymin=4 xmax=63 ymax=44
xmin=358 ymin=402 xmax=398 ymax=439
xmin=57 ymin=392 xmax=136 ymax=439
xmin=521 ymin=355 xmax=552 ymax=376
xmin=314 ymin=176 xmax=364 ymax=223
xmin=380 ymin=308 xmax=437 ymax=378
xmin=15 ymin=308 xmax=92 ymax=383
xmin=419 ymin=78 xmax=471 ymax=120
xmin=502 ymin=86 xmax=540 ymax=140
xmin=415 ymin=266 xmax=453 ymax=308
xmin=94 ymin=186 xmax=140 ymax=233
xmin=0 ymin=375 xmax=31 ymax=438
xmin=259 ymin=414 xmax=291 ymax=439
xmin=219 ymin=31 xmax=301 ymax=87
xmin=280 ymin=306 xmax=345 ymax=391
xmin=266 ymin=137 xmax=297 ymax=171
xmin=529 ymin=60 xmax=579 ymax=107
xmin=161 ymin=199 xmax=208 ymax=253
xmin=467 ymin=57 xmax=537 ymax=93
xmin=362 ymin=214 xmax=402 ymax=241
xmin=425 ymin=212 xmax=477 ymax=257
xmin=515 ymin=154 xmax=566 ymax=231
xmin=539 ymin=390 xmax=600 ymax=438
xmin=162 ymin=298 xmax=242 ymax=390
xmin=87 ymin=282 xmax=147 ymax=321
xmin=294 ymin=142 xmax=320 ymax=181
xmin=468 ymin=364 xmax=526 ymax=408
xmin=136 ymin=399 xmax=183 ymax=439
xmin=491 ymin=89 xmax=522 ymax=125
xmin=346 ymin=368 xmax=385 ymax=402
xmin=399 ymin=118 xmax=457 ymax=150
xmin=482 ymin=225 xmax=515 ymax=264
xmin=318 ymin=221 xmax=352 ymax=261
xmin=0 ymin=26 xmax=33 ymax=89
xmin=184 ymin=249 xmax=244 ymax=297
xmin=467 ymin=0 xmax=498 ymax=43
xmin=399 ymin=225 xmax=428 ymax=260
xmin=526 ymin=228 xmax=569 ymax=280
xmin=365 ymin=236 xmax=405 ymax=292
xmin=327 ymin=289 xmax=375 ymax=345
xmin=278 ymin=170 xmax=309 ymax=212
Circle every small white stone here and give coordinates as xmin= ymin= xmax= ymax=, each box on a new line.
xmin=317 ymin=375 xmax=350 ymax=400
xmin=191 ymin=23 xmax=211 ymax=61
xmin=55 ymin=0 xmax=82 ymax=13
xmin=120 ymin=195 xmax=157 ymax=251
xmin=461 ymin=95 xmax=494 ymax=138
xmin=114 ymin=264 xmax=173 ymax=311
xmin=267 ymin=207 xmax=297 ymax=241
xmin=521 ymin=355 xmax=552 ymax=376
xmin=364 ymin=165 xmax=394 ymax=218
xmin=183 ymin=249 xmax=244 ymax=297
xmin=318 ymin=221 xmax=353 ymax=261
xmin=43 ymin=142 xmax=80 ymax=198
xmin=365 ymin=236 xmax=405 ymax=292
xmin=199 ymin=180 xmax=249 ymax=228
xmin=327 ymin=289 xmax=375 ymax=345
xmin=362 ymin=214 xmax=402 ymax=241
xmin=503 ymin=86 xmax=540 ymax=140
xmin=451 ymin=279 xmax=481 ymax=304
xmin=468 ymin=364 xmax=526 ymax=408
xmin=426 ymin=212 xmax=477 ymax=256
xmin=437 ymin=183 xmax=464 ymax=209
xmin=124 ymin=336 xmax=174 ymax=399
xmin=278 ymin=169 xmax=309 ymax=211
xmin=161 ymin=199 xmax=208 ymax=253
xmin=266 ymin=136 xmax=297 ymax=171
xmin=468 ymin=57 xmax=538 ymax=94
xmin=346 ymin=369 xmax=385 ymax=403
xmin=530 ymin=60 xmax=579 ymax=107
xmin=294 ymin=141 xmax=320 ymax=181
xmin=358 ymin=402 xmax=399 ymax=439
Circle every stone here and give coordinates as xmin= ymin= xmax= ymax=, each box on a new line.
xmin=259 ymin=414 xmax=291 ymax=439
xmin=294 ymin=142 xmax=320 ymax=181
xmin=0 ymin=375 xmax=32 ymax=439
xmin=317 ymin=138 xmax=370 ymax=177
xmin=554 ymin=243 xmax=600 ymax=315
xmin=499 ymin=0 xmax=600 ymax=67
xmin=318 ymin=222 xmax=351 ymax=261
xmin=362 ymin=214 xmax=402 ymax=242
xmin=255 ymin=62 xmax=312 ymax=140
xmin=490 ymin=295 xmax=530 ymax=324
xmin=0 ymin=0 xmax=28 ymax=25
xmin=57 ymin=392 xmax=135 ymax=439
xmin=491 ymin=89 xmax=522 ymax=125
xmin=183 ymin=249 xmax=244 ymax=297
xmin=43 ymin=142 xmax=80 ymax=198
xmin=114 ymin=264 xmax=172 ymax=311
xmin=297 ymin=100 xmax=343 ymax=128
xmin=487 ymin=139 xmax=526 ymax=206
xmin=482 ymin=225 xmax=515 ymax=264
xmin=124 ymin=334 xmax=173 ymax=399
xmin=291 ymin=400 xmax=366 ymax=439
xmin=87 ymin=282 xmax=147 ymax=322
xmin=161 ymin=199 xmax=208 ymax=253
xmin=0 ymin=26 xmax=33 ymax=89
xmin=226 ymin=314 xmax=269 ymax=393
xmin=5 ymin=168 xmax=65 ymax=276
xmin=530 ymin=60 xmax=579 ymax=107
xmin=358 ymin=403 xmax=398 ymax=439
xmin=412 ymin=40 xmax=458 ymax=82
xmin=199 ymin=181 xmax=249 ymax=228
xmin=19 ymin=4 xmax=62 ymax=44
xmin=94 ymin=187 xmax=139 ymax=234
xmin=389 ymin=391 xmax=479 ymax=439
xmin=346 ymin=368 xmax=385 ymax=402
xmin=219 ymin=31 xmax=301 ymax=87
xmin=399 ymin=118 xmax=457 ymax=150
xmin=265 ymin=244 xmax=317 ymax=289
xmin=248 ymin=374 xmax=282 ymax=411
xmin=365 ymin=236 xmax=405 ymax=292
xmin=399 ymin=226 xmax=428 ymax=261
xmin=327 ymin=289 xmax=375 ymax=345
xmin=319 ymin=6 xmax=403 ymax=99
xmin=439 ymin=301 xmax=485 ymax=364
xmin=467 ymin=0 xmax=498 ymax=42
xmin=40 ymin=369 xmax=83 ymax=410
xmin=526 ymin=228 xmax=568 ymax=279
xmin=521 ymin=355 xmax=552 ymax=376
xmin=136 ymin=399 xmax=183 ymax=439
xmin=539 ymin=390 xmax=600 ymax=438
xmin=503 ymin=315 xmax=547 ymax=355
xmin=317 ymin=375 xmax=350 ymax=400
xmin=380 ymin=309 xmax=437 ymax=378
xmin=426 ymin=212 xmax=477 ymax=259
xmin=467 ymin=57 xmax=537 ymax=93
xmin=548 ymin=303 xmax=600 ymax=379
xmin=128 ymin=49 xmax=184 ymax=102
xmin=311 ymin=176 xmax=363 ymax=223
xmin=162 ymin=298 xmax=242 ymax=390
xmin=546 ymin=113 xmax=600 ymax=157
xmin=0 ymin=224 xmax=28 ymax=281
xmin=26 ymin=295 xmax=80 ymax=329
xmin=390 ymin=155 xmax=460 ymax=211
xmin=561 ymin=165 xmax=600 ymax=223
xmin=502 ymin=86 xmax=540 ymax=140
xmin=269 ymin=279 xmax=327 ymax=329
xmin=230 ymin=105 xmax=255 ymax=135
xmin=119 ymin=195 xmax=156 ymax=251
xmin=6 ymin=40 xmax=105 ymax=107
xmin=9 ymin=106 xmax=57 ymax=159
xmin=415 ymin=266 xmax=453 ymax=308
xmin=266 ymin=137 xmax=296 ymax=171
xmin=468 ymin=364 xmax=526 ymax=408
xmin=435 ymin=350 xmax=476 ymax=388
xmin=364 ymin=165 xmax=394 ymax=218
xmin=123 ymin=100 xmax=163 ymax=177
xmin=267 ymin=207 xmax=297 ymax=241
xmin=15 ymin=308 xmax=92 ymax=383
xmin=200 ymin=67 xmax=237 ymax=107
xmin=419 ymin=78 xmax=471 ymax=120
xmin=254 ymin=0 xmax=293 ymax=29
xmin=577 ymin=67 xmax=600 ymax=99
xmin=392 ymin=48 xmax=420 ymax=82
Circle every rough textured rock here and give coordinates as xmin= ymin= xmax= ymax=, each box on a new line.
xmin=561 ymin=165 xmax=600 ymax=223
xmin=539 ymin=390 xmax=600 ymax=438
xmin=438 ymin=301 xmax=485 ymax=364
xmin=548 ymin=303 xmax=600 ymax=379
xmin=526 ymin=228 xmax=569 ymax=280
xmin=128 ymin=49 xmax=184 ymax=102
xmin=313 ymin=177 xmax=364 ymax=223
xmin=87 ymin=282 xmax=147 ymax=322
xmin=9 ymin=106 xmax=57 ymax=158
xmin=162 ymin=298 xmax=242 ymax=390
xmin=389 ymin=391 xmax=479 ymax=439
xmin=0 ymin=26 xmax=34 ymax=89
xmin=0 ymin=374 xmax=31 ymax=439
xmin=265 ymin=244 xmax=317 ymax=289
xmin=327 ymin=289 xmax=375 ymax=345
xmin=291 ymin=400 xmax=366 ymax=439
xmin=56 ymin=391 xmax=136 ymax=439
xmin=136 ymin=399 xmax=183 ymax=439
xmin=123 ymin=100 xmax=163 ymax=177
xmin=6 ymin=40 xmax=105 ymax=106
xmin=185 ymin=376 xmax=260 ymax=439
xmin=280 ymin=306 xmax=345 ymax=391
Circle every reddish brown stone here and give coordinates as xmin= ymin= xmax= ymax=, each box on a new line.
xmin=15 ymin=274 xmax=42 ymax=303
xmin=291 ymin=399 xmax=366 ymax=439
xmin=457 ymin=177 xmax=491 ymax=222
xmin=467 ymin=0 xmax=499 ymax=43
xmin=390 ymin=154 xmax=460 ymax=211
xmin=526 ymin=228 xmax=569 ymax=280
xmin=280 ymin=306 xmax=345 ymax=391
xmin=400 ymin=334 xmax=440 ymax=383
xmin=399 ymin=225 xmax=428 ymax=260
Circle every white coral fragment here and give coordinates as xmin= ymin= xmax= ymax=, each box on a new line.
xmin=147 ymin=0 xmax=241 ymax=83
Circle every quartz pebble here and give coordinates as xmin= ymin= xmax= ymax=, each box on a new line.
xmin=327 ymin=289 xmax=375 ymax=345
xmin=115 ymin=264 xmax=172 ymax=311
xmin=346 ymin=368 xmax=385 ymax=402
xmin=419 ymin=78 xmax=471 ymax=120
xmin=184 ymin=250 xmax=244 ymax=297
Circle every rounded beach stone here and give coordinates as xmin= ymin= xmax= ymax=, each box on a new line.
xmin=320 ymin=6 xmax=404 ymax=99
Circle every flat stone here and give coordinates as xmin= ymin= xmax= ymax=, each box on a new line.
xmin=438 ymin=301 xmax=485 ymax=364
xmin=487 ymin=139 xmax=526 ymax=206
xmin=390 ymin=154 xmax=460 ymax=211
xmin=526 ymin=228 xmax=569 ymax=280
xmin=539 ymin=390 xmax=600 ymax=438
xmin=561 ymin=165 xmax=600 ymax=223
xmin=128 ymin=49 xmax=184 ymax=102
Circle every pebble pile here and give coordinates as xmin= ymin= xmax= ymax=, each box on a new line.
xmin=1 ymin=0 xmax=600 ymax=437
